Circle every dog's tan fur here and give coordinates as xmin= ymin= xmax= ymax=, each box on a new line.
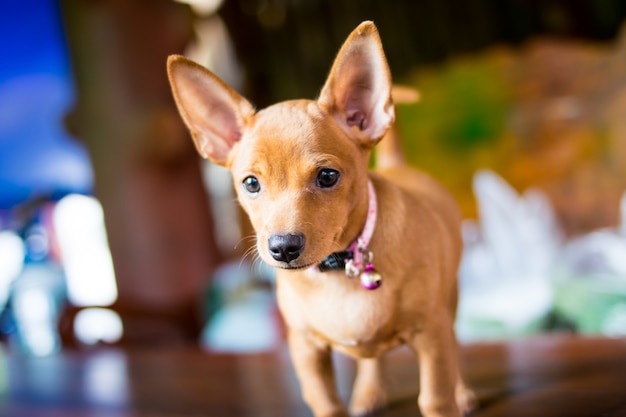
xmin=167 ymin=21 xmax=475 ymax=417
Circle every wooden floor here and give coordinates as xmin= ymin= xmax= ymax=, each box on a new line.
xmin=3 ymin=335 xmax=626 ymax=417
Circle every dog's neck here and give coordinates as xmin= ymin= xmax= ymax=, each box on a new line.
xmin=318 ymin=180 xmax=377 ymax=272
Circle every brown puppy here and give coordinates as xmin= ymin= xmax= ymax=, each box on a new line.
xmin=167 ymin=21 xmax=475 ymax=417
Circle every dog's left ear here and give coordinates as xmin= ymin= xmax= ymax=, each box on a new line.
xmin=318 ymin=21 xmax=394 ymax=148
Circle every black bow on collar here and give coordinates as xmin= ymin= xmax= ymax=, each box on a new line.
xmin=317 ymin=251 xmax=353 ymax=272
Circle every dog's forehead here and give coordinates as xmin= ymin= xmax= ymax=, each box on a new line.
xmin=233 ymin=100 xmax=356 ymax=173
xmin=252 ymin=100 xmax=327 ymax=140
xmin=244 ymin=100 xmax=352 ymax=157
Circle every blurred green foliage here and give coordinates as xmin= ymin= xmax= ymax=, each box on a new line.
xmin=394 ymin=53 xmax=516 ymax=217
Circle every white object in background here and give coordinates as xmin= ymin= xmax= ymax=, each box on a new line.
xmin=12 ymin=262 xmax=65 ymax=356
xmin=0 ymin=231 xmax=25 ymax=310
xmin=559 ymin=190 xmax=626 ymax=278
xmin=74 ymin=307 xmax=123 ymax=345
xmin=549 ymin=191 xmax=626 ymax=336
xmin=53 ymin=194 xmax=122 ymax=345
xmin=53 ymin=194 xmax=117 ymax=307
xmin=457 ymin=170 xmax=561 ymax=341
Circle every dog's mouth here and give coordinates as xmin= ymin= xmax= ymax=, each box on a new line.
xmin=262 ymin=253 xmax=327 ymax=271
xmin=267 ymin=251 xmax=345 ymax=272
xmin=274 ymin=262 xmax=315 ymax=271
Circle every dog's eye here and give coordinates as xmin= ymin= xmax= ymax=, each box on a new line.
xmin=316 ymin=169 xmax=340 ymax=188
xmin=242 ymin=176 xmax=261 ymax=194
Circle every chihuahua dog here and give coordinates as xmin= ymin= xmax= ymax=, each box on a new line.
xmin=167 ymin=21 xmax=475 ymax=417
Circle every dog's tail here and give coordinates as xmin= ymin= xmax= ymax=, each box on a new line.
xmin=375 ymin=85 xmax=420 ymax=170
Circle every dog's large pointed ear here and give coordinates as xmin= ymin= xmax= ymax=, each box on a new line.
xmin=167 ymin=55 xmax=254 ymax=166
xmin=318 ymin=21 xmax=394 ymax=147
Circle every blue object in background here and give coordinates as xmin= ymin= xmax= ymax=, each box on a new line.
xmin=0 ymin=0 xmax=92 ymax=211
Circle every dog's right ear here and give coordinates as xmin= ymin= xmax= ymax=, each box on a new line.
xmin=167 ymin=55 xmax=254 ymax=166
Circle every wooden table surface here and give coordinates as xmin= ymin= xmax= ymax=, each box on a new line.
xmin=2 ymin=335 xmax=626 ymax=417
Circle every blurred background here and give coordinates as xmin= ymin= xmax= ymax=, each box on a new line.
xmin=2 ymin=0 xmax=626 ymax=356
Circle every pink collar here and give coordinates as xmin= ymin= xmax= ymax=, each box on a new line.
xmin=316 ymin=179 xmax=381 ymax=290
xmin=346 ymin=179 xmax=377 ymax=267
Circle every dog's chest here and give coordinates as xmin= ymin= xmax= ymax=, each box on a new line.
xmin=276 ymin=270 xmax=399 ymax=352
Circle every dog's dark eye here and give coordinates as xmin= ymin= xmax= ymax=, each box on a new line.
xmin=316 ymin=169 xmax=340 ymax=188
xmin=242 ymin=176 xmax=261 ymax=194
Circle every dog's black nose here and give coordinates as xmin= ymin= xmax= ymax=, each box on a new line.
xmin=268 ymin=233 xmax=305 ymax=263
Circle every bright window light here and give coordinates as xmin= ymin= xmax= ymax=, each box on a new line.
xmin=0 ymin=231 xmax=24 ymax=308
xmin=12 ymin=286 xmax=59 ymax=356
xmin=74 ymin=308 xmax=123 ymax=345
xmin=53 ymin=194 xmax=117 ymax=307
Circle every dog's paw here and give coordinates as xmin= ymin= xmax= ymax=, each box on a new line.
xmin=455 ymin=383 xmax=478 ymax=415
xmin=348 ymin=389 xmax=387 ymax=416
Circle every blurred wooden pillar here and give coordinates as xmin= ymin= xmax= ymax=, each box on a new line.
xmin=61 ymin=0 xmax=221 ymax=344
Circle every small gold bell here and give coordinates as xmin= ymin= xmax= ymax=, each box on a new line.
xmin=360 ymin=264 xmax=382 ymax=290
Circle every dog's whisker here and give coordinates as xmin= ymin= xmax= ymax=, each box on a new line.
xmin=239 ymin=245 xmax=260 ymax=270
xmin=234 ymin=234 xmax=257 ymax=251
xmin=252 ymin=256 xmax=267 ymax=277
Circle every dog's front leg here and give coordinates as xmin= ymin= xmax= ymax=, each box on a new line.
xmin=349 ymin=357 xmax=387 ymax=416
xmin=288 ymin=330 xmax=348 ymax=417
xmin=409 ymin=313 xmax=462 ymax=417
